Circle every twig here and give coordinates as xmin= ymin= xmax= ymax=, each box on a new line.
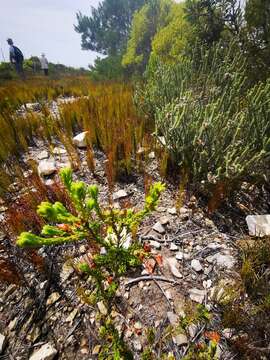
xmin=153 ymin=279 xmax=173 ymax=309
xmin=125 ymin=276 xmax=181 ymax=287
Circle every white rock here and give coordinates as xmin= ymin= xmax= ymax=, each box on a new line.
xmin=191 ymin=259 xmax=203 ymax=272
xmin=167 ymin=311 xmax=178 ymax=326
xmin=133 ymin=340 xmax=142 ymax=352
xmin=166 ymin=257 xmax=182 ymax=278
xmin=246 ymin=215 xmax=270 ymax=237
xmin=170 ymin=243 xmax=178 ymax=251
xmin=173 ymin=334 xmax=188 ymax=346
xmin=159 ymin=216 xmax=170 ymax=225
xmin=37 ymin=150 xmax=49 ymax=160
xmin=168 ymin=207 xmax=177 ymax=215
xmin=52 ymin=147 xmax=67 ymax=155
xmin=148 ymin=151 xmax=155 ymax=159
xmin=0 ymin=334 xmax=6 ymax=354
xmin=29 ymin=343 xmax=57 ymax=360
xmin=38 ymin=159 xmax=56 ymax=177
xmin=113 ymin=189 xmax=128 ymax=201
xmin=176 ymin=252 xmax=184 ymax=260
xmin=97 ymin=301 xmax=107 ymax=315
xmin=73 ymin=131 xmax=88 ymax=148
xmin=188 ymin=288 xmax=205 ymax=303
xmin=203 ymin=279 xmax=212 ymax=289
xmin=214 ymin=254 xmax=236 ymax=269
xmin=150 ymin=240 xmax=161 ymax=250
xmin=188 ymin=323 xmax=198 ymax=338
xmin=46 ymin=292 xmax=61 ymax=306
xmin=153 ymin=222 xmax=166 ymax=234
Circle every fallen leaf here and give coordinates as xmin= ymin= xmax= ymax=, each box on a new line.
xmin=155 ymin=254 xmax=163 ymax=267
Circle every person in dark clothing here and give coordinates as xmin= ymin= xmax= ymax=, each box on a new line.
xmin=7 ymin=38 xmax=25 ymax=78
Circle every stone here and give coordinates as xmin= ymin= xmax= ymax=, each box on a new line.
xmin=176 ymin=252 xmax=185 ymax=261
xmin=203 ymin=279 xmax=212 ymax=289
xmin=37 ymin=150 xmax=49 ymax=160
xmin=29 ymin=343 xmax=57 ymax=360
xmin=149 ymin=240 xmax=161 ymax=250
xmin=25 ymin=102 xmax=42 ymax=112
xmin=113 ymin=189 xmax=128 ymax=201
xmin=173 ymin=334 xmax=188 ymax=346
xmin=52 ymin=147 xmax=67 ymax=155
xmin=167 ymin=311 xmax=178 ymax=326
xmin=188 ymin=288 xmax=205 ymax=304
xmin=188 ymin=324 xmax=198 ymax=338
xmin=166 ymin=257 xmax=182 ymax=278
xmin=148 ymin=151 xmax=155 ymax=159
xmin=152 ymin=222 xmax=166 ymax=234
xmin=137 ymin=147 xmax=145 ymax=155
xmin=170 ymin=243 xmax=178 ymax=251
xmin=38 ymin=159 xmax=56 ymax=177
xmin=191 ymin=259 xmax=203 ymax=272
xmin=133 ymin=340 xmax=142 ymax=352
xmin=142 ymin=230 xmax=163 ymax=242
xmin=214 ymin=254 xmax=236 ymax=269
xmin=60 ymin=263 xmax=74 ymax=283
xmin=246 ymin=215 xmax=270 ymax=237
xmin=65 ymin=309 xmax=78 ymax=323
xmin=0 ymin=334 xmax=7 ymax=354
xmin=97 ymin=301 xmax=107 ymax=315
xmin=46 ymin=292 xmax=61 ymax=306
xmin=222 ymin=328 xmax=234 ymax=339
xmin=134 ymin=322 xmax=143 ymax=331
xmin=159 ymin=216 xmax=170 ymax=225
xmin=73 ymin=131 xmax=89 ymax=148
xmin=168 ymin=207 xmax=177 ymax=215
xmin=92 ymin=345 xmax=101 ymax=355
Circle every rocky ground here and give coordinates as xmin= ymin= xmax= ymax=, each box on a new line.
xmin=0 ymin=100 xmax=269 ymax=360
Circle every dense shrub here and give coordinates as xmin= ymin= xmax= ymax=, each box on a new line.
xmin=136 ymin=42 xmax=270 ymax=187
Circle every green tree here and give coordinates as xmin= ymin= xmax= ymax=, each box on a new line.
xmin=244 ymin=0 xmax=270 ymax=79
xmin=122 ymin=0 xmax=173 ymax=72
xmin=75 ymin=0 xmax=146 ymax=56
xmin=89 ymin=55 xmax=124 ymax=81
xmin=151 ymin=2 xmax=191 ymax=62
xmin=185 ymin=0 xmax=242 ymax=46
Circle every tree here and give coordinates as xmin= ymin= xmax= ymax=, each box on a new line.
xmin=122 ymin=0 xmax=173 ymax=72
xmin=151 ymin=2 xmax=191 ymax=62
xmin=185 ymin=0 xmax=243 ymax=46
xmin=75 ymin=0 xmax=146 ymax=56
xmin=244 ymin=0 xmax=270 ymax=79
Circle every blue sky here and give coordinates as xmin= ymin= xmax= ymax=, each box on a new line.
xmin=0 ymin=0 xmax=101 ymax=68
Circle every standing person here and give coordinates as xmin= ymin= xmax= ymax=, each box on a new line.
xmin=7 ymin=38 xmax=25 ymax=78
xmin=40 ymin=53 xmax=49 ymax=76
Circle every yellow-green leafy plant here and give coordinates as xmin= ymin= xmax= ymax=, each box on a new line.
xmin=17 ymin=168 xmax=165 ymax=304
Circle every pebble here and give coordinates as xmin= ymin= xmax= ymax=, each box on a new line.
xmin=113 ymin=189 xmax=128 ymax=201
xmin=167 ymin=311 xmax=178 ymax=326
xmin=170 ymin=243 xmax=178 ymax=251
xmin=173 ymin=334 xmax=188 ymax=346
xmin=0 ymin=334 xmax=7 ymax=354
xmin=38 ymin=159 xmax=57 ymax=177
xmin=46 ymin=292 xmax=61 ymax=306
xmin=166 ymin=257 xmax=182 ymax=278
xmin=97 ymin=301 xmax=107 ymax=316
xmin=191 ymin=259 xmax=203 ymax=272
xmin=167 ymin=207 xmax=177 ymax=215
xmin=152 ymin=222 xmax=166 ymax=234
xmin=29 ymin=343 xmax=57 ymax=360
xmin=73 ymin=131 xmax=88 ymax=148
xmin=159 ymin=216 xmax=170 ymax=225
xmin=149 ymin=240 xmax=161 ymax=250
xmin=188 ymin=288 xmax=205 ymax=303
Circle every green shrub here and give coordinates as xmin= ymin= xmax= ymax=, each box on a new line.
xmin=136 ymin=42 xmax=270 ymax=187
